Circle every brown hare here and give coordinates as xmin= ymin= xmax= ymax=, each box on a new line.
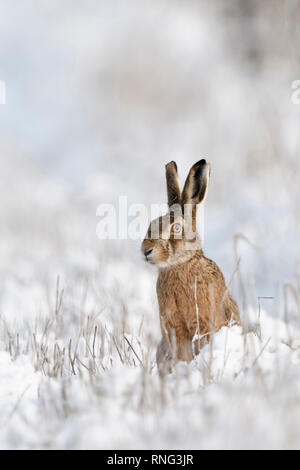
xmin=141 ymin=160 xmax=240 ymax=374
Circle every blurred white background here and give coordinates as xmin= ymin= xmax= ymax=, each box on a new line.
xmin=1 ymin=0 xmax=300 ymax=296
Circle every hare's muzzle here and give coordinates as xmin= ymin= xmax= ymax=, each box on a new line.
xmin=143 ymin=248 xmax=153 ymax=260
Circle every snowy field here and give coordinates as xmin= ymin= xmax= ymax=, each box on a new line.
xmin=1 ymin=1 xmax=300 ymax=450
xmin=1 ymin=151 xmax=300 ymax=450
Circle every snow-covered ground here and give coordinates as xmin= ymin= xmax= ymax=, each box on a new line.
xmin=0 ymin=152 xmax=299 ymax=450
xmin=2 ymin=316 xmax=300 ymax=450
xmin=1 ymin=0 xmax=300 ymax=450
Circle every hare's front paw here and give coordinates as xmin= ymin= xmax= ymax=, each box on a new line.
xmin=156 ymin=338 xmax=172 ymax=376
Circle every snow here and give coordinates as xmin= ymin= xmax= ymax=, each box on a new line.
xmin=1 ymin=0 xmax=300 ymax=450
xmin=1 ymin=237 xmax=300 ymax=451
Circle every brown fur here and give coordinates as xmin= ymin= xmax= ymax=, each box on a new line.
xmin=165 ymin=161 xmax=181 ymax=207
xmin=141 ymin=160 xmax=240 ymax=374
xmin=157 ymin=251 xmax=239 ymax=368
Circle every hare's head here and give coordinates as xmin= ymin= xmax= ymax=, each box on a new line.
xmin=141 ymin=159 xmax=210 ymax=267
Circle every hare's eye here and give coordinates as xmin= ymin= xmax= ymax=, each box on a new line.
xmin=173 ymin=223 xmax=182 ymax=234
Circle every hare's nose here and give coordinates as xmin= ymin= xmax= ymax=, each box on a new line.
xmin=144 ymin=249 xmax=153 ymax=258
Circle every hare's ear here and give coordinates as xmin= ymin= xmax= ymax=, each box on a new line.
xmin=165 ymin=161 xmax=181 ymax=207
xmin=181 ymin=159 xmax=210 ymax=207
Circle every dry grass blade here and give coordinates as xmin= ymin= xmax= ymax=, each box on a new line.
xmin=124 ymin=335 xmax=144 ymax=368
